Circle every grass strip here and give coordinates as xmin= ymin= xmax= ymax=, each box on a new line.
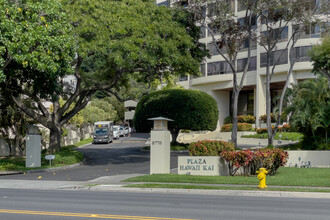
xmin=0 ymin=138 xmax=90 ymax=171
xmin=123 ymin=167 xmax=330 ymax=187
xmin=241 ymin=132 xmax=303 ymax=141
xmin=125 ymin=184 xmax=330 ymax=193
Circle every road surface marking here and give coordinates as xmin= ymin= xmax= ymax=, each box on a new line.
xmin=0 ymin=209 xmax=197 ymax=220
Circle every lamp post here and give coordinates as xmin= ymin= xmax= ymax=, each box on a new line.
xmin=148 ymin=117 xmax=173 ymax=174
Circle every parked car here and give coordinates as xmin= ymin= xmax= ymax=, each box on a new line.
xmin=119 ymin=126 xmax=125 ymax=137
xmin=113 ymin=126 xmax=120 ymax=139
xmin=124 ymin=127 xmax=129 ymax=136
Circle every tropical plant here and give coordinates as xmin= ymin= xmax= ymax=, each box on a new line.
xmin=285 ymin=77 xmax=330 ymax=149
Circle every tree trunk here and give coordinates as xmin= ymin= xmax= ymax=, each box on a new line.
xmin=231 ymin=90 xmax=239 ymax=148
xmin=49 ymin=125 xmax=62 ymax=153
xmin=170 ymin=129 xmax=179 ymax=144
xmin=266 ymin=52 xmax=273 ymax=146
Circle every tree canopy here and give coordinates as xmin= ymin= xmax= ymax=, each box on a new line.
xmin=1 ymin=0 xmax=207 ymax=152
xmin=0 ymin=0 xmax=75 ymax=96
xmin=309 ymin=36 xmax=330 ymax=88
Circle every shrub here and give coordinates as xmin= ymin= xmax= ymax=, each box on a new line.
xmin=237 ymin=115 xmax=256 ymax=123
xmin=188 ymin=140 xmax=234 ymax=156
xmin=256 ymin=128 xmax=268 ymax=134
xmin=221 ymin=124 xmax=233 ymax=132
xmin=134 ymin=89 xmax=218 ymax=143
xmin=223 ymin=116 xmax=232 ymax=124
xmin=259 ymin=113 xmax=276 ymax=123
xmin=221 ymin=148 xmax=288 ymax=176
xmin=238 ymin=123 xmax=252 ymax=131
xmin=224 ymin=115 xmax=256 ymax=124
xmin=221 ymin=123 xmax=252 ymax=132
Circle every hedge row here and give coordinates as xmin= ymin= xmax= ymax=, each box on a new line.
xmin=188 ymin=140 xmax=234 ymax=156
xmin=256 ymin=124 xmax=292 ymax=134
xmin=224 ymin=115 xmax=256 ymax=124
xmin=221 ymin=123 xmax=252 ymax=132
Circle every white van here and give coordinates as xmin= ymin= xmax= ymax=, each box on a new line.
xmin=93 ymin=121 xmax=114 ymax=144
xmin=113 ymin=125 xmax=120 ymax=139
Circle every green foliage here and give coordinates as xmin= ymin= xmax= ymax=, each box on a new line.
xmin=80 ymin=99 xmax=117 ymax=124
xmin=284 ymin=77 xmax=330 ymax=149
xmin=133 ymin=89 xmax=218 ymax=132
xmin=242 ymin=132 xmax=304 ymax=141
xmin=223 ymin=116 xmax=233 ymax=124
xmin=63 ymin=0 xmax=207 ymax=87
xmin=0 ymin=0 xmax=75 ymax=95
xmin=50 ymin=98 xmax=84 ymax=126
xmin=309 ymin=36 xmax=330 ymax=81
xmin=221 ymin=123 xmax=252 ymax=132
xmin=188 ymin=140 xmax=234 ymax=156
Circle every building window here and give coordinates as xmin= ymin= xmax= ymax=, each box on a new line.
xmin=260 ymin=49 xmax=288 ymax=67
xmin=207 ymin=42 xmax=220 ymax=56
xmin=294 ymin=24 xmax=321 ymax=39
xmin=207 ymin=24 xmax=220 ymax=37
xmin=290 ymin=46 xmax=312 ymax=62
xmin=200 ymin=26 xmax=206 ymax=38
xmin=239 ymin=37 xmax=257 ymax=51
xmin=200 ymin=63 xmax=206 ymax=77
xmin=207 ymin=61 xmax=231 ymax=76
xmin=179 ymin=75 xmax=188 ymax=81
xmin=237 ymin=57 xmax=257 ymax=72
xmin=237 ymin=15 xmax=257 ymax=29
xmin=261 ymin=26 xmax=288 ymax=42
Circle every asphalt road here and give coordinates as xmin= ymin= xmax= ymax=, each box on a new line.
xmin=0 ymin=188 xmax=330 ymax=220
xmin=0 ymin=134 xmax=189 ymax=181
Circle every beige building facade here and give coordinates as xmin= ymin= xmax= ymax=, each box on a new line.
xmin=156 ymin=0 xmax=322 ymax=130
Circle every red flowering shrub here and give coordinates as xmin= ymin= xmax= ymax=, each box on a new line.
xmin=281 ymin=124 xmax=291 ymax=132
xmin=188 ymin=140 xmax=234 ymax=156
xmin=221 ymin=124 xmax=233 ymax=132
xmin=221 ymin=148 xmax=288 ymax=176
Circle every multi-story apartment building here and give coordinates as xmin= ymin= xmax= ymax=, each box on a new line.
xmin=156 ymin=0 xmax=323 ymax=130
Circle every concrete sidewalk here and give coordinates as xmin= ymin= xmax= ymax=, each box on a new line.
xmin=1 ymin=174 xmax=330 ymax=199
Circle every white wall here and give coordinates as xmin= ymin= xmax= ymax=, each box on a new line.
xmin=286 ymin=151 xmax=330 ymax=168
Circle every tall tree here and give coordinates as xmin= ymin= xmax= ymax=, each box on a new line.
xmin=188 ymin=0 xmax=258 ymax=148
xmin=257 ymin=0 xmax=323 ymax=145
xmin=3 ymin=0 xmax=207 ymax=153
xmin=309 ymin=35 xmax=330 ymax=88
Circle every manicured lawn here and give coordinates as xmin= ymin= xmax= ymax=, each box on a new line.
xmin=241 ymin=132 xmax=304 ymax=141
xmin=0 ymin=139 xmax=89 ymax=171
xmin=123 ymin=167 xmax=330 ymax=187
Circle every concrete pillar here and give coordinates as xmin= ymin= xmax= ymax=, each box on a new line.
xmin=25 ymin=125 xmax=41 ymax=168
xmin=210 ymin=90 xmax=230 ymax=130
xmin=255 ymin=74 xmax=266 ymax=128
